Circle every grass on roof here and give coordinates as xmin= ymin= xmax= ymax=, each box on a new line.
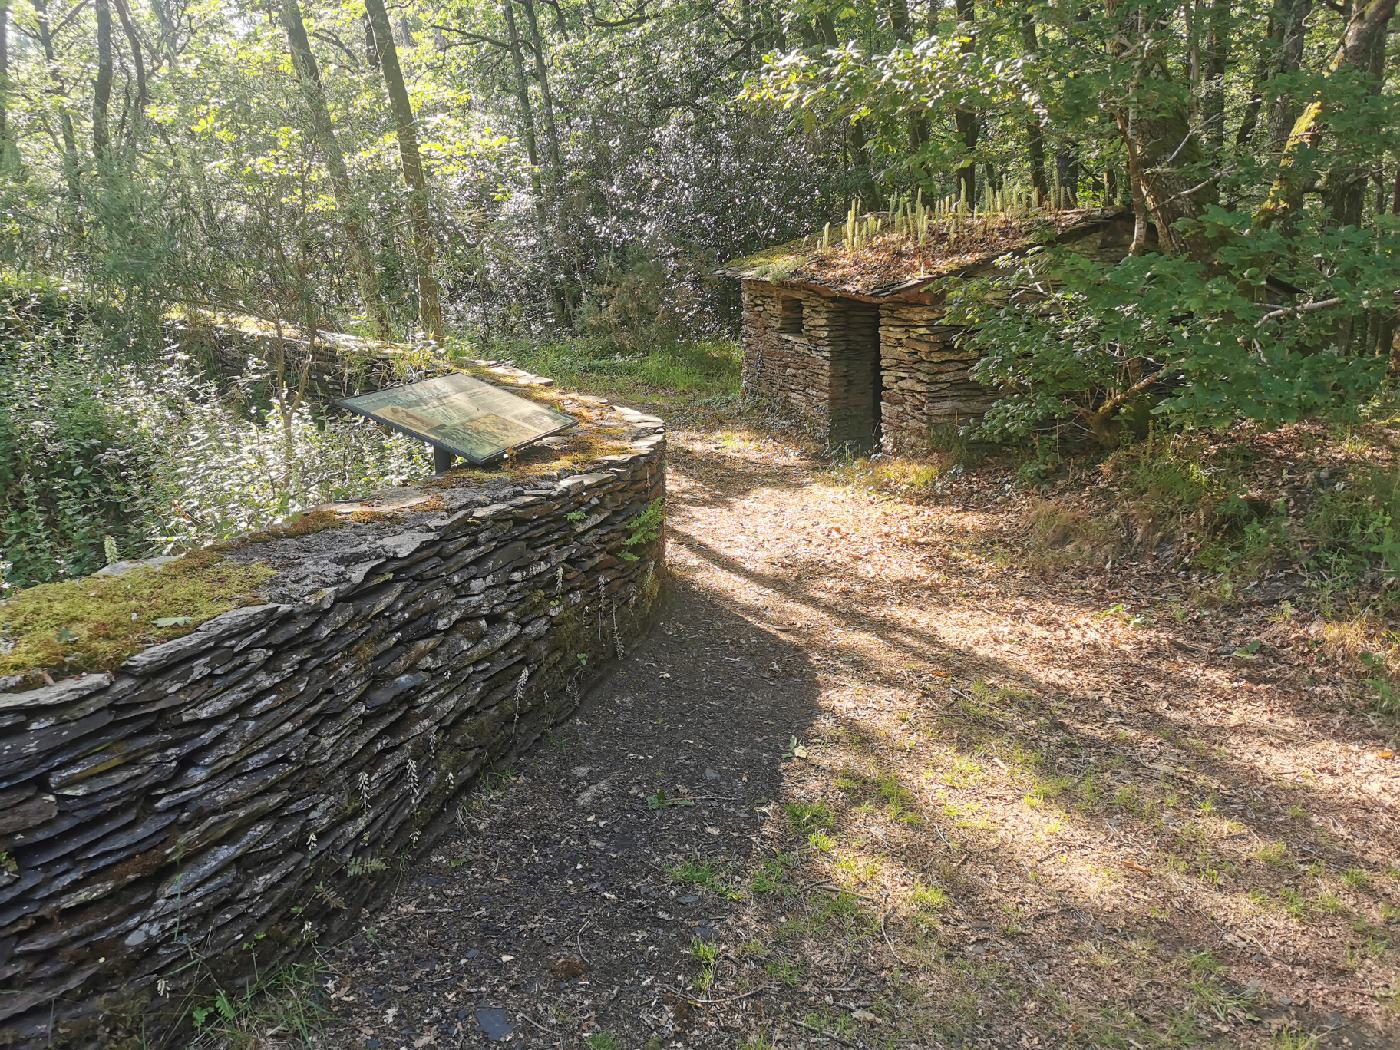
xmin=724 ymin=207 xmax=1115 ymax=292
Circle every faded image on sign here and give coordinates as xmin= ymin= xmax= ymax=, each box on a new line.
xmin=338 ymin=373 xmax=575 ymax=464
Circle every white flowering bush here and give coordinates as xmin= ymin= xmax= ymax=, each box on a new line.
xmin=0 ymin=317 xmax=431 ymax=590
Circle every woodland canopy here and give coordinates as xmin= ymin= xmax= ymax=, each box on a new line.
xmin=0 ymin=0 xmax=1396 ymax=431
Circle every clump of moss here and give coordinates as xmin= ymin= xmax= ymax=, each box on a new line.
xmin=0 ymin=552 xmax=277 ymax=679
xmin=426 ymin=428 xmax=637 ymax=490
xmin=232 ymin=509 xmax=347 ymax=545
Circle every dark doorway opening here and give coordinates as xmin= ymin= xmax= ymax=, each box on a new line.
xmin=827 ymin=301 xmax=881 ymax=454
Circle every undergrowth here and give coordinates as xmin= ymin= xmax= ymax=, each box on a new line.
xmin=181 ymin=959 xmax=328 ymax=1049
xmin=0 ymin=301 xmax=431 ymax=589
xmin=1101 ymin=430 xmax=1397 ymax=616
xmin=455 ymin=334 xmax=741 ymax=416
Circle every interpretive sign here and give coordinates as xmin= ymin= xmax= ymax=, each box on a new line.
xmin=338 ymin=373 xmax=575 ymax=466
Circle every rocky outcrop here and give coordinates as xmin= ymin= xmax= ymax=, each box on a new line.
xmin=0 ymin=332 xmax=666 ymax=1048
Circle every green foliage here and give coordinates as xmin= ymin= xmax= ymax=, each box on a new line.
xmin=784 ymin=801 xmax=835 ymax=835
xmin=620 ymin=499 xmax=664 ymax=562
xmin=1103 ymin=432 xmax=1397 ymax=615
xmin=0 ymin=308 xmax=431 ymax=589
xmin=0 ymin=322 xmax=166 ymax=586
xmin=947 ymin=213 xmax=1400 ymax=441
xmin=666 ymin=857 xmax=743 ymax=900
xmin=185 ymin=961 xmax=327 ymax=1047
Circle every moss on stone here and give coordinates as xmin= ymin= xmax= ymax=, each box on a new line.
xmin=0 ymin=551 xmax=276 ymax=680
xmin=233 ymin=509 xmax=347 ymax=545
xmin=427 ymin=428 xmax=637 ymax=489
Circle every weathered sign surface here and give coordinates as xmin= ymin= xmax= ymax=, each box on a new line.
xmin=339 ymin=373 xmax=575 ymax=463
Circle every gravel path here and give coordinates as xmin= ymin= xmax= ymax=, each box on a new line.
xmin=307 ymin=421 xmax=1399 ymax=1050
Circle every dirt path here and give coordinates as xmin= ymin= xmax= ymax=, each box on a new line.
xmin=308 ymin=421 xmax=1399 ymax=1049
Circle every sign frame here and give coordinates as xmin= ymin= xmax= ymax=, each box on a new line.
xmin=336 ymin=373 xmax=577 ymax=469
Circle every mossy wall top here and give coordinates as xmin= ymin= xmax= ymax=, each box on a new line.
xmin=0 ymin=322 xmax=666 ymax=1048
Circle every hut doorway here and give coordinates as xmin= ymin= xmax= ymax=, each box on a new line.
xmin=827 ymin=301 xmax=882 ymax=453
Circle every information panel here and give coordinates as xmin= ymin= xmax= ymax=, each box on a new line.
xmin=338 ymin=373 xmax=575 ymax=464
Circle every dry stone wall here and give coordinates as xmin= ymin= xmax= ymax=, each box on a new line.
xmin=0 ymin=329 xmax=665 ymax=1048
xmin=738 ymin=219 xmax=1135 ymax=453
xmin=876 ymin=302 xmax=992 ymax=449
xmin=740 ymin=280 xmax=987 ymax=450
xmin=739 ymin=282 xmax=835 ymax=438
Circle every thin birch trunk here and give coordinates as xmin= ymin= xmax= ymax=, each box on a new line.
xmin=364 ymin=0 xmax=445 ymax=344
xmin=278 ymin=0 xmax=392 ymax=338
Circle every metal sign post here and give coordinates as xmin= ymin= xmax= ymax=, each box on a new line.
xmin=338 ymin=373 xmax=576 ymax=470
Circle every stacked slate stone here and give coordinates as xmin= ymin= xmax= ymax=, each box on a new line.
xmin=733 ymin=214 xmax=1136 ymax=454
xmin=0 ymin=337 xmax=666 ymax=1049
xmin=739 ymin=281 xmax=988 ymax=449
xmin=738 ymin=284 xmax=832 ymax=436
xmin=874 ymin=302 xmax=993 ymax=449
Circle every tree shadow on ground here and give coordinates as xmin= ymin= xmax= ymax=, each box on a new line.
xmin=309 ymin=422 xmax=1397 ymax=1050
xmin=310 ymin=576 xmax=830 ymax=1048
xmin=661 ymin=520 xmax=1398 ymax=1048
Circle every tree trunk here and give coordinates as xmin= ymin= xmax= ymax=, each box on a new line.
xmin=0 ymin=0 xmax=10 ymax=172
xmin=278 ymin=0 xmax=392 ymax=338
xmin=1201 ymin=0 xmax=1229 ymax=155
xmin=519 ymin=0 xmax=562 ymax=187
xmin=887 ymin=0 xmax=928 ymax=158
xmin=1323 ymin=3 xmax=1391 ymax=226
xmin=1055 ymin=149 xmax=1079 ymax=207
xmin=31 ymin=0 xmax=82 ymax=217
xmin=111 ymin=0 xmax=148 ymax=141
xmin=501 ymin=0 xmax=542 ymax=199
xmin=1104 ymin=0 xmax=1217 ymax=259
xmin=364 ymin=0 xmax=445 ymax=344
xmin=93 ymin=0 xmax=113 ymax=164
xmin=1256 ymin=0 xmax=1399 ymax=230
xmin=1264 ymin=0 xmax=1311 ymax=153
xmin=150 ymin=0 xmax=180 ymax=67
xmin=953 ymin=0 xmax=978 ymax=206
xmin=1020 ymin=12 xmax=1049 ymax=205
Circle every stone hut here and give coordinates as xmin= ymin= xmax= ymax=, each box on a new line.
xmin=719 ymin=208 xmax=1135 ymax=453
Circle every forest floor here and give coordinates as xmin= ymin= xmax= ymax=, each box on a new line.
xmin=294 ymin=405 xmax=1399 ymax=1050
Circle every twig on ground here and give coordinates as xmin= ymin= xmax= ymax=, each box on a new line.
xmin=879 ymin=900 xmax=917 ymax=970
xmin=575 ymin=917 xmax=591 ymax=963
xmin=790 ymin=1016 xmax=862 ymax=1047
xmin=664 ymin=984 xmax=776 ymax=1005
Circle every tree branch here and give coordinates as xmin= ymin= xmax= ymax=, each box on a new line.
xmin=1256 ymin=297 xmax=1343 ymax=325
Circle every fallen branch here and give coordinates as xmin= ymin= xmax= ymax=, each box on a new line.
xmin=1256 ymin=297 xmax=1344 ymax=326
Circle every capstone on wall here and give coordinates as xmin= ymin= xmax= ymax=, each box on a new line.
xmin=0 ymin=331 xmax=665 ymax=1048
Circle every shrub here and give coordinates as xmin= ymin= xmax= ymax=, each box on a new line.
xmin=0 ymin=311 xmax=431 ymax=590
xmin=946 ymin=211 xmax=1400 ymax=443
